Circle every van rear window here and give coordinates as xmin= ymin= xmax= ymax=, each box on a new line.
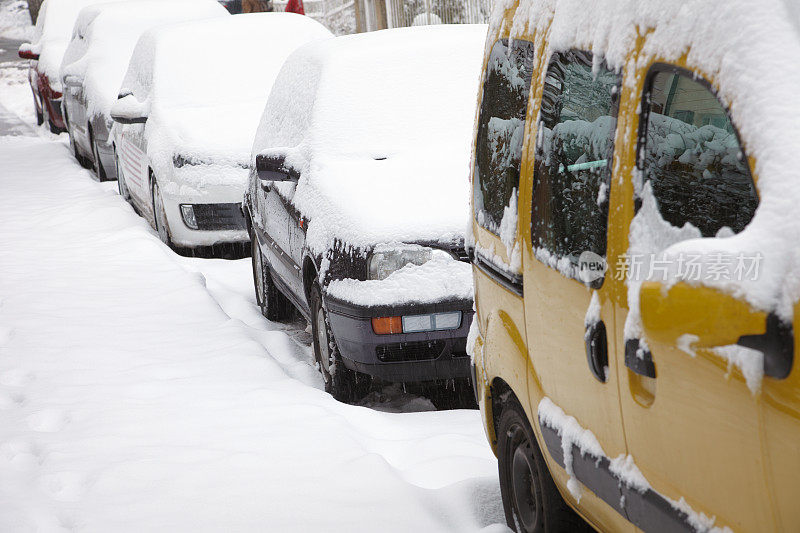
xmin=472 ymin=39 xmax=535 ymax=235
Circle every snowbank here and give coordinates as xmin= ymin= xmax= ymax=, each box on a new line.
xmin=0 ymin=135 xmax=502 ymax=531
xmin=252 ymin=24 xmax=488 ymax=255
xmin=60 ymin=0 xmax=229 ymax=126
xmin=0 ymin=0 xmax=33 ymax=40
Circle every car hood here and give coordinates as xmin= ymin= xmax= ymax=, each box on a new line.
xmin=155 ymin=103 xmax=261 ymax=168
xmin=286 ymin=150 xmax=471 ymax=254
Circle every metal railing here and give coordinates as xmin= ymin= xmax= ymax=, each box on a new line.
xmin=272 ymin=0 xmax=492 ymax=34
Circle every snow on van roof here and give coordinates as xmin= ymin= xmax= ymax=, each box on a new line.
xmin=60 ymin=0 xmax=228 ymax=123
xmin=497 ymin=0 xmax=800 ymax=320
xmin=121 ymin=13 xmax=333 ymax=171
xmin=252 ymin=24 xmax=488 ymax=254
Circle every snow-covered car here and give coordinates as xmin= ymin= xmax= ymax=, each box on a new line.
xmin=59 ymin=0 xmax=229 ymax=181
xmin=245 ymin=25 xmax=487 ymax=402
xmin=18 ymin=0 xmax=128 ymax=133
xmin=110 ymin=13 xmax=332 ymax=249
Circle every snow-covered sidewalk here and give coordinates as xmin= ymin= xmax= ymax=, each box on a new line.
xmin=0 ymin=136 xmax=503 ymax=531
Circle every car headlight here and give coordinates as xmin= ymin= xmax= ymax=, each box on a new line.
xmin=368 ymin=245 xmax=454 ymax=280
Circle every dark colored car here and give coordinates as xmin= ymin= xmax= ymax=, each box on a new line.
xmin=244 ymin=25 xmax=487 ymax=403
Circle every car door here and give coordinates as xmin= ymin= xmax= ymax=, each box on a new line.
xmin=254 ymin=180 xmax=298 ymax=302
xmin=617 ymin=64 xmax=772 ymax=531
xmin=119 ymin=125 xmax=148 ymax=204
xmin=286 ymin=198 xmax=309 ymax=312
xmin=762 ymin=303 xmax=800 ymax=530
xmin=523 ymin=50 xmax=630 ymax=526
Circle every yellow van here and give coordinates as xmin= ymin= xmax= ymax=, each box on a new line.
xmin=469 ymin=0 xmax=800 ymax=531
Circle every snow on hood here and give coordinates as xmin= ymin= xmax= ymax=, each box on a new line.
xmin=252 ymin=24 xmax=488 ymax=254
xmin=497 ymin=0 xmax=800 ymax=320
xmin=119 ymin=13 xmax=333 ymax=178
xmin=59 ymin=0 xmax=229 ymax=124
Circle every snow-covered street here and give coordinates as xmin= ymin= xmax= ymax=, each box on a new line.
xmin=0 ymin=127 xmax=503 ymax=530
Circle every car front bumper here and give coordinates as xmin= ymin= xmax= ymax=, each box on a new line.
xmin=325 ymin=296 xmax=473 ymax=383
xmin=160 ymin=180 xmax=248 ymax=247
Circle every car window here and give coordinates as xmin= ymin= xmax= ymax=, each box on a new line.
xmin=638 ymin=70 xmax=758 ymax=237
xmin=530 ymin=50 xmax=621 ymax=281
xmin=473 ymin=39 xmax=535 ymax=235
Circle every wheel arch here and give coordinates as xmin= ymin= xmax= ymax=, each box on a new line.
xmin=302 ymin=255 xmax=318 ymax=303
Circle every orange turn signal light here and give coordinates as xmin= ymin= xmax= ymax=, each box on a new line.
xmin=372 ymin=316 xmax=402 ymax=335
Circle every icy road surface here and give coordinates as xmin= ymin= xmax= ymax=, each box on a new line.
xmin=0 ymin=135 xmax=504 ymax=531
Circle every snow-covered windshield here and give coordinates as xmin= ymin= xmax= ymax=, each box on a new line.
xmin=308 ymin=25 xmax=486 ymax=158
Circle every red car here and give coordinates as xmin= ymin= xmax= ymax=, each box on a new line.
xmin=19 ymin=44 xmax=64 ymax=133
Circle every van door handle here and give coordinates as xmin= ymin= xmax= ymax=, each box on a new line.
xmin=625 ymin=339 xmax=656 ymax=378
xmin=585 ymin=320 xmax=609 ymax=383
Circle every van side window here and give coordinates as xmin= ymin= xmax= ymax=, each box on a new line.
xmin=473 ymin=39 xmax=535 ymax=235
xmin=639 ymin=70 xmax=758 ymax=237
xmin=531 ymin=50 xmax=621 ymax=281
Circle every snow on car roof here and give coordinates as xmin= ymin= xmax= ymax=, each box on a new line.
xmin=60 ymin=0 xmax=228 ymax=123
xmin=252 ymin=24 xmax=488 ymax=254
xmin=496 ymin=0 xmax=800 ymax=320
xmin=30 ymin=0 xmax=132 ymax=90
xmin=121 ymin=13 xmax=333 ymax=169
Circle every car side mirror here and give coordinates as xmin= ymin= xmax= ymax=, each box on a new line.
xmin=18 ymin=43 xmax=39 ymax=60
xmin=110 ymin=94 xmax=148 ymax=124
xmin=63 ymin=75 xmax=82 ymax=88
xmin=640 ymin=281 xmax=794 ymax=379
xmin=256 ymin=154 xmax=300 ymax=182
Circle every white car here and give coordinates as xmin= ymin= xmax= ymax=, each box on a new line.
xmin=245 ymin=25 xmax=487 ymax=402
xmin=60 ymin=0 xmax=229 ymax=181
xmin=110 ymin=13 xmax=332 ymax=250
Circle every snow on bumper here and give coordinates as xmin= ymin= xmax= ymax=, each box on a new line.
xmin=324 ymin=258 xmax=474 ymax=382
xmin=160 ymin=164 xmax=249 ymax=247
xmin=325 ymin=257 xmax=474 ymax=307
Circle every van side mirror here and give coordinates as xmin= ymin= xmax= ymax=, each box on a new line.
xmin=110 ymin=94 xmax=148 ymax=124
xmin=18 ymin=43 xmax=39 ymax=60
xmin=640 ymin=281 xmax=793 ymax=379
xmin=256 ymin=154 xmax=300 ymax=182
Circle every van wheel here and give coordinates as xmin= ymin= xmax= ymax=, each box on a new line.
xmin=497 ymin=401 xmax=591 ymax=533
xmin=250 ymin=227 xmax=291 ymax=321
xmin=310 ymin=282 xmax=370 ymax=403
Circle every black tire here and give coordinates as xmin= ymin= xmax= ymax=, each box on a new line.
xmin=89 ymin=127 xmax=108 ymax=181
xmin=309 ymin=282 xmax=371 ymax=403
xmin=42 ymin=102 xmax=59 ymax=134
xmin=497 ymin=401 xmax=591 ymax=533
xmin=151 ymin=177 xmax=173 ymax=248
xmin=250 ymin=227 xmax=292 ymax=321
xmin=36 ymin=106 xmax=43 ymax=126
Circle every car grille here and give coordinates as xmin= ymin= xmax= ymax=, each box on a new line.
xmin=450 ymin=246 xmax=470 ymax=263
xmin=376 ymin=341 xmax=446 ymax=362
xmin=193 ymin=203 xmax=246 ymax=231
